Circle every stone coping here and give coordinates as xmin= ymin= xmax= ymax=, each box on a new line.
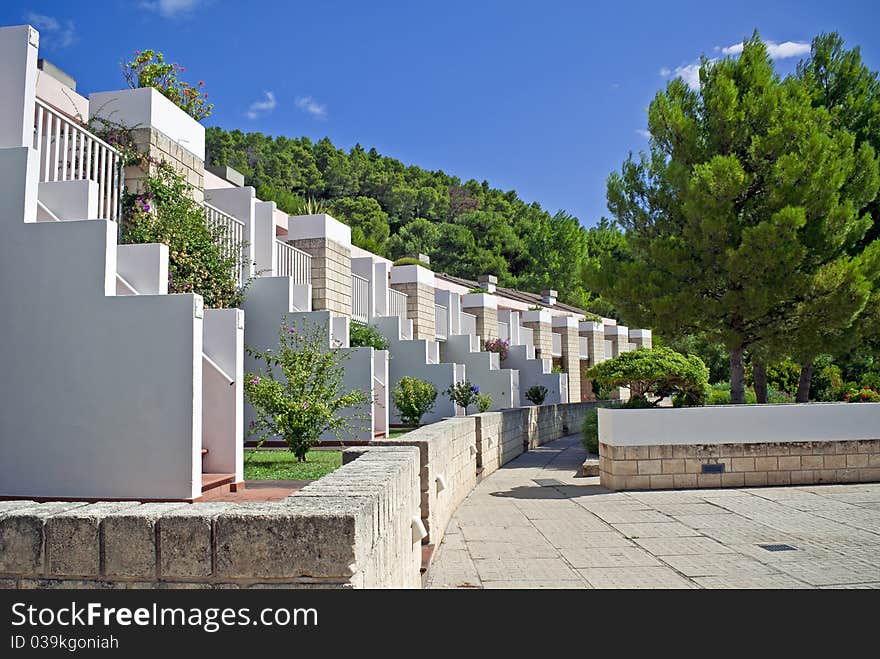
xmin=599 ymin=403 xmax=880 ymax=446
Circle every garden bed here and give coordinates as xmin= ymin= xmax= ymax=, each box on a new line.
xmin=243 ymin=449 xmax=342 ymax=481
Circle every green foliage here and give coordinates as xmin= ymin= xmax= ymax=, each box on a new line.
xmin=123 ymin=50 xmax=212 ymax=120
xmin=658 ymin=332 xmax=730 ymax=384
xmin=525 ymin=385 xmax=548 ymax=406
xmin=587 ymin=347 xmax=709 ymax=407
xmin=392 ymin=257 xmax=432 ymax=269
xmin=445 ymin=381 xmax=480 ymax=414
xmin=289 ymin=195 xmax=331 ymax=216
xmin=581 ymin=408 xmax=599 ymax=454
xmin=468 ymin=288 xmax=491 ymax=294
xmin=116 ymin=143 xmax=242 ymax=309
xmin=244 ymin=320 xmax=370 ymax=460
xmin=392 ymin=376 xmax=438 ymax=426
xmin=593 ymin=32 xmax=880 ymax=404
xmin=746 ymin=359 xmax=802 ymax=395
xmin=844 ymin=386 xmax=880 ymax=402
xmin=243 ymin=449 xmax=341 ymax=481
xmin=551 ymin=365 xmax=564 ymax=374
xmin=204 ymin=132 xmax=621 ymax=311
xmin=810 ymin=356 xmax=844 ymax=401
xmin=707 ymin=382 xmax=792 ymax=405
xmin=349 ymin=322 xmax=390 ymax=350
xmin=477 ymin=392 xmax=493 ymax=413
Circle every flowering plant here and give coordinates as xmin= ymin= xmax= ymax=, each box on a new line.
xmin=445 ymin=380 xmax=481 ymax=415
xmin=123 ymin=50 xmax=213 ymax=120
xmin=244 ymin=319 xmax=370 ymax=460
xmin=484 ymin=337 xmax=510 ymax=362
xmin=844 ymin=386 xmax=880 ymax=403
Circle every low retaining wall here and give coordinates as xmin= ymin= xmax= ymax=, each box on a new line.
xmin=599 ymin=403 xmax=880 ymax=490
xmin=375 ymin=401 xmax=600 ymax=546
xmin=0 ymin=446 xmax=421 ymax=589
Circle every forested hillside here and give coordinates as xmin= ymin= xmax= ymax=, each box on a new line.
xmin=205 ymin=128 xmax=621 ymax=315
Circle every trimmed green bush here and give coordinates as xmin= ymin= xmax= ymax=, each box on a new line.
xmin=586 ymin=347 xmax=709 ymax=407
xmin=477 ymin=392 xmax=492 ymax=413
xmin=349 ymin=322 xmax=390 ymax=350
xmin=525 ymin=385 xmax=548 ymax=405
xmin=393 ymin=257 xmax=432 ymax=269
xmin=582 ymin=408 xmax=599 ymax=454
xmin=392 ymin=376 xmax=437 ymax=426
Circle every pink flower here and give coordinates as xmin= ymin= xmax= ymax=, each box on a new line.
xmin=250 ymin=376 xmax=261 ymax=384
xmin=302 ymin=402 xmax=309 ymax=409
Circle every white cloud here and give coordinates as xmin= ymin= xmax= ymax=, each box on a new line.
xmin=636 ymin=129 xmax=651 ymax=139
xmin=138 ymin=0 xmax=203 ymax=18
xmin=671 ymin=62 xmax=704 ymax=90
xmin=246 ymin=91 xmax=277 ymax=120
xmin=720 ymin=39 xmax=810 ymax=59
xmin=295 ymin=96 xmax=327 ymax=120
xmin=658 ymin=67 xmax=671 ymax=77
xmin=25 ymin=12 xmax=76 ymax=48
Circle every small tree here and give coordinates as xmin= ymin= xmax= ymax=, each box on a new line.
xmin=586 ymin=347 xmax=709 ymax=407
xmin=525 ymin=385 xmax=548 ymax=405
xmin=392 ymin=377 xmax=437 ymax=427
xmin=245 ymin=320 xmax=369 ymax=461
xmin=445 ymin=381 xmax=480 ymax=415
xmin=349 ymin=322 xmax=390 ymax=350
xmin=477 ymin=392 xmax=492 ymax=413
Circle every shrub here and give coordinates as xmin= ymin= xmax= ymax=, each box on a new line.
xmin=445 ymin=380 xmax=480 ymax=414
xmin=525 ymin=385 xmax=548 ymax=405
xmin=123 ymin=50 xmax=212 ymax=120
xmin=392 ymin=377 xmax=437 ymax=426
xmin=477 ymin=392 xmax=492 ymax=413
xmin=349 ymin=322 xmax=390 ymax=350
xmin=844 ymin=386 xmax=880 ymax=403
xmin=244 ymin=320 xmax=370 ymax=460
xmin=393 ymin=257 xmax=432 ymax=269
xmin=551 ymin=364 xmax=564 ymax=374
xmin=810 ymin=356 xmax=843 ymax=402
xmin=468 ymin=288 xmax=492 ymax=295
xmin=484 ymin=337 xmax=509 ymax=361
xmin=586 ymin=347 xmax=709 ymax=407
xmin=581 ymin=408 xmax=599 ymax=454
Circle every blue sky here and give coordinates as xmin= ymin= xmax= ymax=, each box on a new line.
xmin=4 ymin=0 xmax=878 ymax=226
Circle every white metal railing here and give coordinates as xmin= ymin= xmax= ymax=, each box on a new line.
xmin=205 ymin=203 xmax=246 ymax=285
xmin=552 ymin=332 xmax=562 ymax=357
xmin=274 ymin=239 xmax=312 ymax=284
xmin=498 ymin=321 xmax=509 ymax=342
xmin=579 ymin=336 xmax=589 ymax=359
xmin=352 ymin=274 xmax=369 ymax=324
xmin=34 ymin=99 xmax=123 ymax=222
xmin=388 ymin=288 xmax=408 ymax=320
xmin=435 ymin=304 xmax=448 ymax=340
xmin=460 ymin=311 xmax=477 ymax=336
xmin=519 ymin=326 xmax=534 ymax=349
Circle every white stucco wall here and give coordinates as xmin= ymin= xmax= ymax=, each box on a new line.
xmin=599 ymin=403 xmax=880 ymax=447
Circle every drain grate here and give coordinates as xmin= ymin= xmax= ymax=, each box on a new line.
xmin=758 ymin=543 xmax=798 ymax=552
xmin=533 ymin=478 xmax=564 ymax=487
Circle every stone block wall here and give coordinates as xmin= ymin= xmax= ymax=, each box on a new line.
xmin=558 ymin=327 xmax=581 ymax=403
xmin=0 ymin=446 xmax=421 ymax=589
xmin=373 ymin=417 xmax=477 ymax=546
xmin=464 ymin=305 xmax=498 ymax=345
xmin=599 ymin=439 xmax=880 ymax=491
xmin=523 ymin=320 xmax=553 ymax=359
xmin=391 ymin=281 xmax=435 ymax=341
xmin=125 ymin=127 xmax=205 ymax=203
xmin=290 ymin=237 xmax=352 ymax=316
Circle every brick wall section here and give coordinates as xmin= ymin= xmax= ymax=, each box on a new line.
xmin=0 ymin=446 xmax=421 ymax=589
xmin=599 ymin=439 xmax=880 ymax=491
xmin=125 ymin=127 xmax=205 ymax=203
xmin=523 ymin=319 xmax=553 ymax=359
xmin=559 ymin=327 xmax=581 ymax=403
xmin=463 ymin=304 xmax=498 ymax=345
xmin=290 ymin=237 xmax=352 ymax=316
xmin=390 ymin=281 xmax=435 ymax=341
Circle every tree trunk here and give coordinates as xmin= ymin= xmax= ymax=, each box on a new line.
xmin=730 ymin=346 xmax=745 ymax=404
xmin=753 ymin=361 xmax=768 ymax=404
xmin=796 ymin=363 xmax=814 ymax=403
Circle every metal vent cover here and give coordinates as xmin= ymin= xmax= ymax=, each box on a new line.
xmin=758 ymin=544 xmax=798 ymax=552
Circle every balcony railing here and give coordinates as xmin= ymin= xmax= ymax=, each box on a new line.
xmin=34 ymin=99 xmax=123 ymax=222
xmin=274 ymin=239 xmax=312 ymax=284
xmin=552 ymin=332 xmax=562 ymax=357
xmin=498 ymin=320 xmax=509 ymax=342
xmin=579 ymin=336 xmax=589 ymax=359
xmin=435 ymin=304 xmax=448 ymax=340
xmin=519 ymin=326 xmax=534 ymax=349
xmin=460 ymin=311 xmax=477 ymax=336
xmin=388 ymin=288 xmax=408 ymax=320
xmin=352 ymin=274 xmax=369 ymax=324
xmin=205 ymin=203 xmax=246 ymax=285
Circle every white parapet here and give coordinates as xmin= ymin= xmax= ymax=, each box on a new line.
xmin=391 ymin=262 xmax=435 ymax=286
xmin=461 ymin=291 xmax=497 ymax=310
xmin=579 ymin=320 xmax=603 ymax=334
xmin=599 ymin=403 xmax=880 ymax=447
xmin=286 ymin=212 xmax=352 ymax=246
xmin=89 ymin=87 xmax=205 ymax=161
xmin=520 ymin=309 xmax=552 ymax=324
xmin=551 ymin=315 xmax=579 ymax=330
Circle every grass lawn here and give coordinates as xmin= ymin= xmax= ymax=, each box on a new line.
xmin=244 ymin=449 xmax=342 ymax=481
xmin=387 ymin=427 xmax=416 ymax=438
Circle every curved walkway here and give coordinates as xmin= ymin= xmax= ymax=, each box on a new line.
xmin=427 ymin=434 xmax=880 ymax=589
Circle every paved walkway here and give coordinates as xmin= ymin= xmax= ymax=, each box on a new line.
xmin=427 ymin=434 xmax=880 ymax=589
